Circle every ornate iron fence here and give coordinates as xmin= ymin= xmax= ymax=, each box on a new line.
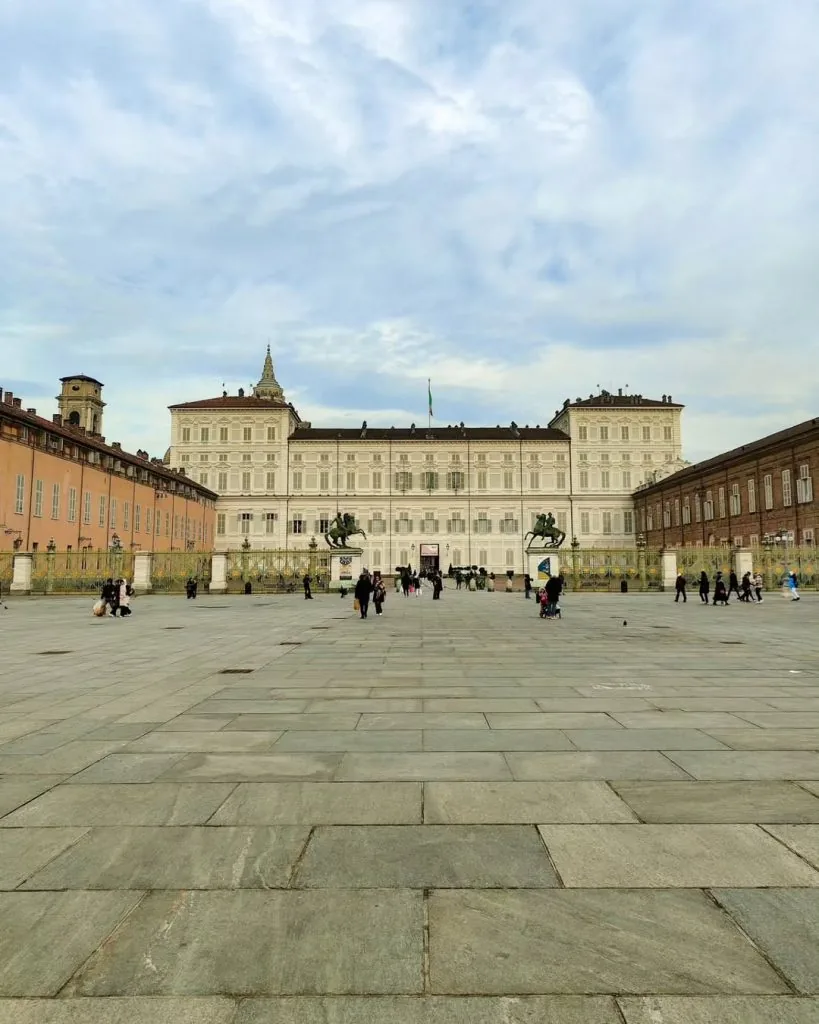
xmin=753 ymin=546 xmax=817 ymax=591
xmin=0 ymin=552 xmax=13 ymax=593
xmin=677 ymin=546 xmax=734 ymax=582
xmin=226 ymin=549 xmax=331 ymax=594
xmin=151 ymin=552 xmax=213 ymax=593
xmin=29 ymin=550 xmax=135 ymax=594
xmin=566 ymin=547 xmax=663 ymax=592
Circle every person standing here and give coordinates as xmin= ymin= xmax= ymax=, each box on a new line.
xmin=674 ymin=573 xmax=687 ymax=603
xmin=455 ymin=571 xmax=463 ymax=591
xmin=372 ymin=572 xmax=386 ymax=615
xmin=354 ymin=571 xmax=373 ymax=619
xmin=186 ymin=577 xmax=198 ymax=600
xmin=303 ymin=574 xmax=313 ymax=600
xmin=727 ymin=570 xmax=741 ymax=602
xmin=100 ymin=578 xmax=117 ymax=616
xmin=401 ymin=570 xmax=411 ymax=597
xmin=118 ymin=579 xmax=133 ymax=617
xmin=544 ymin=573 xmax=563 ymax=619
xmin=753 ymin=571 xmax=764 ymax=603
xmin=698 ymin=571 xmax=710 ymax=604
xmin=787 ymin=571 xmax=801 ymax=601
xmin=432 ymin=573 xmax=443 ymax=600
xmin=740 ymin=572 xmax=754 ymax=602
xmin=523 ymin=574 xmax=532 ymax=599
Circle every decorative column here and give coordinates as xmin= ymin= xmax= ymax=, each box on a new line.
xmin=636 ymin=533 xmax=647 ymax=591
xmin=10 ymin=552 xmax=33 ymax=595
xmin=661 ymin=548 xmax=678 ymax=592
xmin=210 ymin=552 xmax=228 ymax=594
xmin=132 ymin=552 xmax=153 ymax=594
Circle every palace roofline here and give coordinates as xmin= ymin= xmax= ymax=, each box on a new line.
xmin=290 ymin=424 xmax=569 ymax=442
xmin=548 ymin=390 xmax=684 ymax=426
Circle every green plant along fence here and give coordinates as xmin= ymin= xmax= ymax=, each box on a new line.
xmin=566 ymin=547 xmax=663 ymax=592
xmin=226 ymin=549 xmax=331 ymax=594
xmin=0 ymin=553 xmax=13 ymax=592
xmin=677 ymin=546 xmax=734 ymax=582
xmin=151 ymin=552 xmax=213 ymax=593
xmin=29 ymin=550 xmax=135 ymax=595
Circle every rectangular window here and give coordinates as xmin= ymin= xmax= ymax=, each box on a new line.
xmin=97 ymin=495 xmax=105 ymax=527
xmin=395 ymin=471 xmax=413 ymax=491
xmin=763 ymin=474 xmax=773 ymax=510
xmin=319 ymin=471 xmax=329 ymax=491
xmin=122 ymin=502 xmax=129 ymax=531
xmin=165 ymin=511 xmax=170 ymax=536
xmin=602 ymin=511 xmax=612 ymax=534
xmin=291 ymin=518 xmax=304 ymax=534
xmin=600 ymin=453 xmax=610 ymax=464
xmin=219 ymin=453 xmax=229 ymax=462
xmin=181 ymin=427 xmax=191 ymax=442
xmin=663 ymin=504 xmax=671 ymax=528
xmin=623 ymin=509 xmax=634 ymax=534
xmin=505 ymin=549 xmax=515 ymax=567
xmin=199 ymin=473 xmax=208 ymax=486
xmin=373 ymin=453 xmax=382 ymax=463
xmin=579 ymin=453 xmax=588 ymax=463
xmin=199 ymin=454 xmax=209 ymax=463
xmin=265 ymin=513 xmax=277 ymax=534
xmin=682 ymin=501 xmax=691 ymax=525
xmin=180 ymin=454 xmax=190 ymax=464
xmin=14 ymin=474 xmax=25 ymax=514
xmin=503 ymin=470 xmax=514 ymax=490
xmin=703 ymin=493 xmax=713 ymax=521
xmin=503 ymin=453 xmax=514 ymax=463
xmin=242 ymin=453 xmax=252 ymax=462
xmin=622 ymin=470 xmax=631 ymax=489
xmin=217 ymin=513 xmax=226 ymax=535
xmin=83 ymin=490 xmax=91 ymax=524
xmin=109 ymin=498 xmax=117 ymax=529
xmin=266 ymin=471 xmax=276 ymax=491
xmin=135 ymin=504 xmax=141 ymax=532
xmin=218 ymin=472 xmax=228 ymax=491
xmin=478 ymin=549 xmax=488 ymax=566
xmin=674 ymin=498 xmax=680 ymax=526
xmin=372 ymin=472 xmax=382 ymax=490
xmin=475 ymin=515 xmax=491 ymax=534
xmin=240 ymin=512 xmax=252 ymax=535
xmin=51 ymin=483 xmax=61 ymax=520
xmin=398 ymin=453 xmax=408 ymax=464
xmin=267 ymin=427 xmax=276 ymax=441
xmin=243 ymin=427 xmax=252 ymax=442
xmin=580 ymin=511 xmax=590 ymax=534
xmin=220 ymin=427 xmax=229 ymax=442
xmin=782 ymin=469 xmax=793 ymax=507
xmin=146 ymin=507 xmax=152 ymax=534
xmin=730 ymin=483 xmax=741 ymax=516
xmin=664 ymin=426 xmax=673 ymax=441
xmin=578 ymin=426 xmax=588 ymax=441
xmin=67 ymin=487 xmax=77 ymax=523
xmin=599 ymin=425 xmax=609 ymax=442
xmin=601 ymin=471 xmax=610 ymax=489
xmin=476 ymin=453 xmax=487 ymax=464
xmin=200 ymin=427 xmax=209 ymax=443
xmin=242 ymin=471 xmax=252 ymax=491
xmin=476 ymin=471 xmax=487 ymax=490
xmin=748 ymin=479 xmax=756 ymax=513
xmin=797 ymin=464 xmax=813 ymax=504
xmin=642 ymin=426 xmax=651 ymax=442
xmin=346 ymin=471 xmax=356 ymax=491
xmin=718 ymin=487 xmax=726 ymax=518
xmin=556 ymin=471 xmax=567 ymax=490
xmin=447 ymin=471 xmax=465 ymax=490
xmin=620 ymin=426 xmax=629 ymax=441
xmin=529 ymin=471 xmax=540 ymax=490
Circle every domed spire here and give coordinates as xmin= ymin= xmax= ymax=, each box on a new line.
xmin=253 ymin=344 xmax=284 ymax=400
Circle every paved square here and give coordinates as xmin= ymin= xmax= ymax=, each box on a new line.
xmin=1 ymin=590 xmax=818 ymax=1018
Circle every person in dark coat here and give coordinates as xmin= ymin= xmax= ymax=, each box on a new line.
xmin=303 ymin=574 xmax=313 ymax=600
xmin=186 ymin=577 xmax=198 ymax=600
xmin=372 ymin=572 xmax=386 ymax=615
xmin=727 ymin=570 xmax=741 ymax=602
xmin=740 ymin=572 xmax=754 ymax=602
xmin=100 ymin=578 xmax=117 ymax=616
xmin=543 ymin=573 xmax=563 ymax=618
xmin=523 ymin=574 xmax=532 ymax=599
xmin=354 ymin=572 xmax=373 ymax=619
xmin=713 ymin=573 xmax=729 ymax=605
xmin=432 ymin=573 xmax=443 ymax=600
xmin=698 ymin=571 xmax=709 ymax=603
xmin=674 ymin=573 xmax=687 ymax=603
xmin=401 ymin=570 xmax=411 ymax=597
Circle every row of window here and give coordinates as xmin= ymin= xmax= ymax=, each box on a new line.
xmin=12 ymin=475 xmax=208 ymax=542
xmin=180 ymin=426 xmax=277 ymax=443
xmin=577 ymin=425 xmax=674 ymax=442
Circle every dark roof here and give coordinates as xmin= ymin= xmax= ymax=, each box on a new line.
xmin=168 ymin=396 xmax=296 ymax=412
xmin=0 ymin=393 xmax=217 ymax=501
xmin=290 ymin=425 xmax=569 ymax=442
xmin=548 ymin=391 xmax=683 ymax=424
xmin=60 ymin=374 xmax=104 ymax=386
xmin=637 ymin=416 xmax=819 ymax=495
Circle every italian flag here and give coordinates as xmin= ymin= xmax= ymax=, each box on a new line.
xmin=428 ymin=380 xmax=433 ymax=418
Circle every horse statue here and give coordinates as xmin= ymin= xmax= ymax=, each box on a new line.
xmin=524 ymin=512 xmax=566 ymax=550
xmin=325 ymin=512 xmax=367 ymax=549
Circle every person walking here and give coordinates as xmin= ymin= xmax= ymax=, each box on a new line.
xmin=185 ymin=577 xmax=198 ymax=600
xmin=401 ymin=570 xmax=411 ymax=597
xmin=698 ymin=571 xmax=710 ymax=604
xmin=543 ymin=573 xmax=563 ymax=619
xmin=740 ymin=572 xmax=754 ymax=602
xmin=455 ymin=571 xmax=463 ymax=591
xmin=727 ymin=570 xmax=741 ymax=602
xmin=753 ymin=571 xmax=764 ymax=603
xmin=303 ymin=574 xmax=313 ymax=600
xmin=713 ymin=573 xmax=729 ymax=605
xmin=523 ymin=574 xmax=532 ymax=599
xmin=674 ymin=573 xmax=687 ymax=603
xmin=372 ymin=572 xmax=386 ymax=615
xmin=354 ymin=571 xmax=373 ymax=619
xmin=787 ymin=570 xmax=801 ymax=601
xmin=118 ymin=579 xmax=133 ymax=617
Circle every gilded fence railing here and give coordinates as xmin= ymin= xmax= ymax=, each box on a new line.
xmin=752 ymin=546 xmax=817 ymax=591
xmin=0 ymin=552 xmax=13 ymax=593
xmin=29 ymin=550 xmax=135 ymax=594
xmin=565 ymin=547 xmax=663 ymax=592
xmin=676 ymin=546 xmax=734 ymax=582
xmin=226 ymin=549 xmax=331 ymax=594
xmin=151 ymin=552 xmax=213 ymax=593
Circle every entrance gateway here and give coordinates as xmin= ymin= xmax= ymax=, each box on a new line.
xmin=420 ymin=543 xmax=439 ymax=574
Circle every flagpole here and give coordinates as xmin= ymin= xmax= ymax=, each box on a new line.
xmin=428 ymin=378 xmax=432 ymax=429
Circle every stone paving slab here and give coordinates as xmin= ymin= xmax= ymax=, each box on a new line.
xmin=357 ymin=713 xmax=490 ymax=731
xmin=612 ymin=781 xmax=819 ymax=823
xmin=211 ymin=782 xmax=422 ymax=824
xmin=224 ymin=714 xmax=362 ymax=731
xmin=0 ymin=775 xmax=65 ymax=817
xmin=617 ymin=997 xmax=819 ymax=1024
xmin=538 ymin=824 xmax=819 ymax=887
xmin=705 ymin=729 xmax=819 ymax=750
xmin=0 ymin=998 xmax=237 ymax=1024
xmin=424 ymin=781 xmax=637 ymax=823
xmin=422 ymin=729 xmax=573 ymax=751
xmin=127 ymin=731 xmax=285 ymax=753
xmin=486 ymin=713 xmax=623 ymax=730
xmin=66 ymin=890 xmax=423 ymax=996
xmin=0 ymin=827 xmax=88 ymax=888
xmin=765 ymin=825 xmax=819 ymax=870
xmin=666 ymin=750 xmax=819 ymax=780
xmin=67 ymin=753 xmax=188 ymax=783
xmin=160 ymin=752 xmax=343 ymax=782
xmin=336 ymin=752 xmax=511 ymax=781
xmin=274 ymin=730 xmax=423 ymax=752
xmin=428 ymin=889 xmax=788 ymax=994
xmin=505 ymin=750 xmax=690 ymax=780
xmin=565 ymin=728 xmax=727 ymax=750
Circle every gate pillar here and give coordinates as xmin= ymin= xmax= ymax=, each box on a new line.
xmin=734 ymin=547 xmax=754 ymax=580
xmin=330 ymin=548 xmax=362 ymax=591
xmin=527 ymin=551 xmax=559 ymax=586
xmin=10 ymin=552 xmax=33 ymax=595
xmin=210 ymin=553 xmax=228 ymax=594
xmin=661 ymin=549 xmax=678 ymax=591
xmin=132 ymin=552 xmax=153 ymax=595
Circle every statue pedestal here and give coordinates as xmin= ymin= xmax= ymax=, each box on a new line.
xmin=329 ymin=548 xmax=363 ymax=591
xmin=528 ymin=550 xmax=560 ymax=584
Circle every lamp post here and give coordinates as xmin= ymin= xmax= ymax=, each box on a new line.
xmin=570 ymin=535 xmax=580 ymax=590
xmin=636 ymin=532 xmax=647 ymax=591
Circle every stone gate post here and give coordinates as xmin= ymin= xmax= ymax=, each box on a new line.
xmin=132 ymin=552 xmax=153 ymax=595
xmin=10 ymin=552 xmax=33 ymax=595
xmin=210 ymin=553 xmax=228 ymax=594
xmin=661 ymin=549 xmax=678 ymax=591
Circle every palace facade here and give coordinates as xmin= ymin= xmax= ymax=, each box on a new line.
xmin=168 ymin=349 xmax=684 ymax=573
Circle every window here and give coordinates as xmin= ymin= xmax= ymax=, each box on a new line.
xmin=180 ymin=454 xmax=190 ymax=464
xmin=623 ymin=509 xmax=634 ymax=534
xmin=373 ymin=453 xmax=382 ymax=463
xmin=165 ymin=512 xmax=170 ymax=536
xmin=219 ymin=427 xmax=229 ymax=442
xmin=316 ymin=470 xmax=328 ymax=491
xmin=199 ymin=454 xmax=209 ymax=463
xmin=730 ymin=483 xmax=741 ymax=516
xmin=240 ymin=512 xmax=252 ymax=535
xmin=135 ymin=504 xmax=141 ymax=532
xmin=599 ymin=425 xmax=609 ymax=442
xmin=267 ymin=427 xmax=276 ymax=441
xmin=265 ymin=513 xmax=277 ymax=534
xmin=556 ymin=452 xmax=566 ymax=463
xmin=503 ymin=470 xmax=514 ymax=490
xmin=243 ymin=427 xmax=252 ymax=442
xmin=797 ymin=464 xmax=813 ymax=503
xmin=421 ymin=470 xmax=439 ymax=491
xmin=83 ymin=491 xmax=91 ymax=524
xmin=346 ymin=471 xmax=356 ymax=491
xmin=451 ymin=453 xmax=461 ymax=464
xmin=396 ymin=515 xmax=412 ymax=534
xmin=199 ymin=473 xmax=209 ymax=486
xmin=14 ymin=474 xmax=25 ymax=514
xmin=662 ymin=503 xmax=670 ymax=528
xmin=478 ymin=549 xmax=488 ymax=566
xmin=748 ymin=479 xmax=756 ymax=513
xmin=395 ymin=471 xmax=413 ymax=491
xmin=476 ymin=453 xmax=487 ymax=464
xmin=503 ymin=452 xmax=514 ymax=464
xmin=146 ymin=508 xmax=152 ymax=534
xmin=622 ymin=452 xmax=631 ymax=463
xmin=475 ymin=514 xmax=491 ymax=534
xmin=423 ymin=513 xmax=439 ymax=533
xmin=267 ymin=472 xmax=276 ymax=491
xmin=579 ymin=453 xmax=588 ymax=463
xmin=97 ymin=495 xmax=106 ymax=527
xmin=602 ymin=511 xmax=612 ymax=534
xmin=505 ymin=549 xmax=515 ymax=567
xmin=318 ymin=515 xmax=331 ymax=534
xmin=804 ymin=529 xmax=815 ymax=545
xmin=600 ymin=453 xmax=610 ymax=464
xmin=643 ymin=453 xmax=653 ymax=464
xmin=448 ymin=513 xmax=465 ymax=534
xmin=664 ymin=426 xmax=673 ymax=441
xmin=556 ymin=471 xmax=566 ymax=490
xmin=646 ymin=509 xmax=654 ymax=531
xmin=217 ymin=513 xmax=226 ymax=535
xmin=399 ymin=453 xmax=409 ymax=464
xmin=703 ymin=491 xmax=713 ymax=521
xmin=682 ymin=500 xmax=691 ymax=525
xmin=292 ymin=472 xmax=303 ymax=490
xmin=200 ymin=427 xmax=209 ymax=443
xmin=65 ymin=487 xmax=76 ymax=523
xmin=718 ymin=487 xmax=726 ymax=518
xmin=50 ymin=483 xmax=60 ymax=520
xmin=673 ymin=498 xmax=680 ymax=526
xmin=372 ymin=472 xmax=382 ymax=490
xmin=622 ymin=470 xmax=631 ymax=489
xmin=578 ymin=426 xmax=588 ymax=441
xmin=601 ymin=471 xmax=610 ymax=489
xmin=447 ymin=471 xmax=465 ymax=490
xmin=181 ymin=427 xmax=191 ymax=442
xmin=579 ymin=470 xmax=589 ymax=490
xmin=346 ymin=453 xmax=355 ymax=462
xmin=219 ymin=453 xmax=229 ymax=462
xmin=242 ymin=471 xmax=251 ymax=491
xmin=642 ymin=426 xmax=651 ymax=442
xmin=242 ymin=453 xmax=252 ymax=462
xmin=123 ymin=502 xmax=130 ymax=531
xmin=580 ymin=511 xmax=590 ymax=534
xmin=218 ymin=472 xmax=228 ymax=491
xmin=471 ymin=470 xmax=485 ymax=490
xmin=370 ymin=513 xmax=386 ymax=534
xmin=782 ymin=469 xmax=793 ymax=507
xmin=763 ymin=474 xmax=773 ymax=509
xmin=290 ymin=517 xmax=303 ymax=534
xmin=529 ymin=471 xmax=540 ymax=490
xmin=500 ymin=516 xmax=518 ymax=534
xmin=109 ymin=498 xmax=117 ymax=529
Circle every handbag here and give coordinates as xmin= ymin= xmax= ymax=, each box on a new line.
xmin=353 ymin=598 xmax=360 ymax=611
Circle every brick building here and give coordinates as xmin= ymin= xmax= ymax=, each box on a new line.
xmin=0 ymin=377 xmax=216 ymax=553
xmin=633 ymin=417 xmax=818 ymax=549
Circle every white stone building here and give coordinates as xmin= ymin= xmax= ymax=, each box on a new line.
xmin=168 ymin=350 xmax=684 ymax=572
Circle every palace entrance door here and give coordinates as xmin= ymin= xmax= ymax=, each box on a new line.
xmin=420 ymin=543 xmax=439 ymax=575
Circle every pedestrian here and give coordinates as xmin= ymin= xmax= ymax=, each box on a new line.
xmin=303 ymin=573 xmax=313 ymax=600
xmin=753 ymin=571 xmax=764 ymax=603
xmin=100 ymin=577 xmax=117 ymax=616
xmin=432 ymin=573 xmax=443 ymax=600
xmin=455 ymin=571 xmax=463 ymax=591
xmin=543 ymin=573 xmax=563 ymax=619
xmin=698 ymin=571 xmax=709 ymax=604
xmin=354 ymin=571 xmax=372 ymax=619
xmin=674 ymin=573 xmax=687 ymax=603
xmin=740 ymin=572 xmax=753 ymax=602
xmin=713 ymin=573 xmax=729 ymax=605
xmin=523 ymin=573 xmax=532 ymax=599
xmin=415 ymin=575 xmax=423 ymax=598
xmin=787 ymin=570 xmax=801 ymax=601
xmin=401 ymin=570 xmax=411 ymax=597
xmin=727 ymin=570 xmax=741 ymax=602
xmin=110 ymin=578 xmax=121 ymax=617
xmin=185 ymin=577 xmax=198 ymax=600
xmin=118 ymin=579 xmax=133 ymax=617
xmin=372 ymin=571 xmax=386 ymax=615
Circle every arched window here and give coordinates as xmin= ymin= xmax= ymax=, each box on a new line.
xmin=68 ymin=411 xmax=80 ymax=426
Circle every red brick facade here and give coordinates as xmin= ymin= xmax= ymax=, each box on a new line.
xmin=633 ymin=418 xmax=818 ymax=548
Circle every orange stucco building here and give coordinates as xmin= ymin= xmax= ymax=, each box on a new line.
xmin=0 ymin=376 xmax=216 ymax=553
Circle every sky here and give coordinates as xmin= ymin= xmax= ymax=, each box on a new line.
xmin=2 ymin=0 xmax=818 ymax=464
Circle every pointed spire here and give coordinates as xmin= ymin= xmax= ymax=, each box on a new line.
xmin=253 ymin=344 xmax=284 ymax=400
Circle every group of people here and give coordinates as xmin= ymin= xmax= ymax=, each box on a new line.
xmin=353 ymin=569 xmax=389 ymax=619
xmin=397 ymin=567 xmax=444 ymax=600
xmin=675 ymin=569 xmax=801 ymax=604
xmin=96 ymin=577 xmax=133 ymax=617
xmin=535 ymin=573 xmax=565 ymax=619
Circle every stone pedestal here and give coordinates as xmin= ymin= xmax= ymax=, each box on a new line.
xmin=10 ymin=553 xmax=33 ymax=594
xmin=661 ymin=549 xmax=678 ymax=591
xmin=132 ymin=552 xmax=153 ymax=595
xmin=734 ymin=547 xmax=754 ymax=580
xmin=210 ymin=553 xmax=228 ymax=594
xmin=329 ymin=548 xmax=362 ymax=591
xmin=528 ymin=550 xmax=560 ymax=584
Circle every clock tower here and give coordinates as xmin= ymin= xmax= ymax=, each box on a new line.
xmin=57 ymin=375 xmax=106 ymax=435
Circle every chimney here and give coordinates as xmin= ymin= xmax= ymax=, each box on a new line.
xmin=4 ymin=391 xmax=13 ymax=405
xmin=111 ymin=441 xmax=121 ymax=450
xmin=13 ymin=398 xmax=21 ymax=408
xmin=27 ymin=408 xmax=36 ymax=415
xmin=661 ymin=394 xmax=667 ymax=403
xmin=668 ymin=394 xmax=673 ymax=403
xmin=238 ymin=387 xmax=245 ymax=398
xmin=52 ymin=413 xmax=62 ymax=426
xmin=618 ymin=388 xmax=622 ymax=396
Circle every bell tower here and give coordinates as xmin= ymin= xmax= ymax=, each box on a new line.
xmin=57 ymin=375 xmax=106 ymax=435
xmin=253 ymin=345 xmax=285 ymax=401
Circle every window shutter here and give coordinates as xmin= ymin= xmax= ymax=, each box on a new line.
xmin=367 ymin=519 xmax=372 ymax=532
xmin=394 ymin=519 xmax=400 ymax=533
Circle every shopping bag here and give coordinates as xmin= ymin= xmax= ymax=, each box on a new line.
xmin=353 ymin=598 xmax=360 ymax=612
xmin=92 ymin=600 xmax=105 ymax=617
